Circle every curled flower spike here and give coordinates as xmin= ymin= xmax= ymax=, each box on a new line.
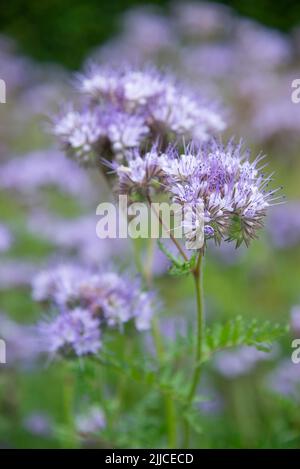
xmin=114 ymin=148 xmax=164 ymax=198
xmin=114 ymin=139 xmax=280 ymax=249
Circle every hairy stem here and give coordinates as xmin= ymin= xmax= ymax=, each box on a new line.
xmin=183 ymin=252 xmax=204 ymax=447
xmin=146 ymin=194 xmax=188 ymax=262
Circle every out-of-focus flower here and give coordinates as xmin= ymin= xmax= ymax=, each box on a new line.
xmin=268 ymin=359 xmax=300 ymax=399
xmin=267 ymin=202 xmax=300 ymax=249
xmin=27 ymin=211 xmax=129 ymax=266
xmin=0 ymin=150 xmax=94 ymax=199
xmin=38 ymin=307 xmax=102 ymax=357
xmin=75 ymin=406 xmax=106 ymax=434
xmin=208 ymin=239 xmax=246 ymax=265
xmin=234 ymin=20 xmax=291 ymax=70
xmin=198 ymin=384 xmax=224 ymax=415
xmin=0 ymin=224 xmax=13 ymax=252
xmin=214 ymin=345 xmax=275 ymax=378
xmin=23 ymin=412 xmax=53 ymax=437
xmin=0 ymin=313 xmax=40 ymax=367
xmin=118 ymin=7 xmax=174 ymax=57
xmin=53 ymin=109 xmax=104 ymax=164
xmin=173 ymin=2 xmax=233 ymax=39
xmin=53 ymin=67 xmax=225 ymax=165
xmin=247 ymin=74 xmax=300 ymax=147
xmin=0 ymin=36 xmax=34 ymax=93
xmin=290 ymin=305 xmax=300 ymax=336
xmin=34 ymin=264 xmax=157 ymax=358
xmin=0 ymin=260 xmax=38 ymax=289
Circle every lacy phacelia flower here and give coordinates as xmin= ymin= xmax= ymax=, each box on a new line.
xmin=53 ymin=68 xmax=225 ymax=165
xmin=114 ymin=139 xmax=279 ymax=248
xmin=33 ymin=265 xmax=156 ymax=357
xmin=115 ymin=148 xmax=163 ymax=197
xmin=52 ymin=109 xmax=104 ymax=164
xmin=38 ymin=308 xmax=101 ymax=357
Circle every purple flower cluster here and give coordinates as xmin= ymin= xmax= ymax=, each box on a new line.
xmin=33 ymin=264 xmax=156 ymax=358
xmin=53 ymin=68 xmax=225 ymax=164
xmin=114 ymin=139 xmax=278 ymax=248
xmin=90 ymin=4 xmax=300 ymax=152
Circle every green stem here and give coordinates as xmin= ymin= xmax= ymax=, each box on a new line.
xmin=62 ymin=368 xmax=77 ymax=448
xmin=152 ymin=319 xmax=177 ymax=448
xmin=132 ymin=234 xmax=177 ymax=448
xmin=189 ymin=255 xmax=204 ymax=401
xmin=183 ymin=252 xmax=204 ymax=447
xmin=146 ymin=194 xmax=188 ymax=262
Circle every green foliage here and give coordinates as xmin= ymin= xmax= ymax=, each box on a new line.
xmin=203 ymin=316 xmax=288 ymax=358
xmin=157 ymin=240 xmax=196 ymax=276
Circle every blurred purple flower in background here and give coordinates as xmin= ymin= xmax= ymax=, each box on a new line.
xmin=38 ymin=307 xmax=102 ymax=357
xmin=0 ymin=150 xmax=94 ymax=199
xmin=53 ymin=67 xmax=225 ymax=165
xmin=290 ymin=305 xmax=300 ymax=336
xmin=173 ymin=1 xmax=233 ymax=39
xmin=0 ymin=224 xmax=13 ymax=252
xmin=23 ymin=412 xmax=53 ymax=438
xmin=26 ymin=211 xmax=129 ymax=266
xmin=267 ymin=202 xmax=300 ymax=249
xmin=75 ymin=406 xmax=106 ymax=435
xmin=214 ymin=346 xmax=275 ymax=378
xmin=0 ymin=260 xmax=38 ymax=290
xmin=268 ymin=359 xmax=300 ymax=399
xmin=0 ymin=313 xmax=40 ymax=367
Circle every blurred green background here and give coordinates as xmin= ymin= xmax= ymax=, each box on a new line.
xmin=0 ymin=0 xmax=300 ymax=69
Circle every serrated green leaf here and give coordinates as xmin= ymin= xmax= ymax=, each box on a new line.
xmin=202 ymin=316 xmax=288 ymax=362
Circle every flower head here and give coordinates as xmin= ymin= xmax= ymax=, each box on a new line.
xmin=38 ymin=307 xmax=101 ymax=357
xmin=34 ymin=264 xmax=156 ymax=358
xmin=53 ymin=67 xmax=225 ymax=165
xmin=114 ymin=139 xmax=279 ymax=248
